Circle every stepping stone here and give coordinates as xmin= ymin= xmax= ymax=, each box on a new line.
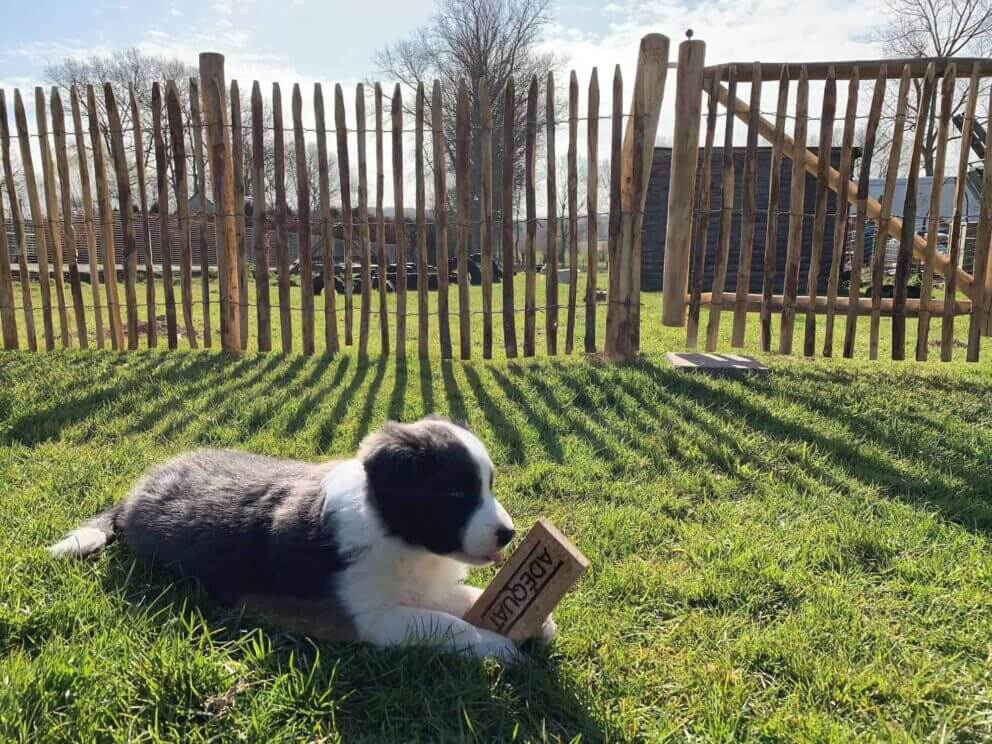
xmin=665 ymin=352 xmax=770 ymax=379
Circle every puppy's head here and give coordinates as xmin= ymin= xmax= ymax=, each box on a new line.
xmin=358 ymin=416 xmax=514 ymax=565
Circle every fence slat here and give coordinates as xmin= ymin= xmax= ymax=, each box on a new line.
xmin=731 ymin=63 xmax=762 ymax=347
xmin=778 ymin=65 xmax=809 ymax=355
xmin=481 ymin=77 xmax=494 ymax=359
xmin=524 ymin=75 xmax=539 ymax=358
xmin=893 ymin=62 xmax=935 ymax=360
xmin=758 ymin=69 xmax=790 ymax=351
xmin=165 ymin=81 xmax=198 ymax=348
xmin=230 ymin=81 xmax=249 ymax=350
xmin=375 ymin=83 xmax=389 ymax=355
xmin=687 ymin=74 xmax=719 ymax=349
xmin=416 ymin=82 xmax=429 ymax=359
xmin=313 ymin=83 xmax=337 ymax=354
xmin=253 ymin=83 xmax=271 ymax=351
xmin=545 ymin=72 xmax=558 ymax=355
xmin=943 ymin=69 xmax=979 ymax=361
xmin=356 ymin=84 xmax=372 ymax=357
xmin=190 ymin=79 xmax=212 ymax=348
xmin=455 ymin=79 xmax=471 ymax=359
xmin=705 ymin=66 xmax=737 ymax=352
xmin=0 ymin=91 xmax=36 ymax=350
xmin=868 ymin=66 xmax=911 ymax=360
xmin=432 ymin=80 xmax=452 ymax=359
xmin=916 ymin=65 xmax=954 ymax=360
xmin=104 ymin=84 xmax=140 ymax=350
xmin=0 ymin=143 xmax=16 ymax=348
xmin=584 ymin=70 xmax=599 ymax=354
xmin=801 ymin=67 xmax=835 ymax=357
xmin=334 ymin=85 xmax=354 ymax=347
xmin=823 ymin=70 xmax=858 ymax=357
xmin=843 ymin=66 xmax=888 ymax=358
xmin=128 ymin=85 xmax=156 ymax=348
xmin=565 ymin=71 xmax=579 ymax=355
xmin=967 ymin=85 xmax=992 ymax=361
xmin=36 ymin=88 xmax=71 ymax=348
xmin=17 ymin=90 xmax=57 ymax=350
xmin=272 ymin=83 xmax=292 ymax=353
xmin=392 ymin=84 xmax=408 ymax=357
xmin=606 ymin=66 xmax=622 ymax=356
xmin=151 ymin=83 xmax=178 ymax=348
xmin=502 ymin=77 xmax=518 ymax=358
xmin=292 ymin=83 xmax=315 ymax=356
xmin=51 ymin=88 xmax=88 ymax=347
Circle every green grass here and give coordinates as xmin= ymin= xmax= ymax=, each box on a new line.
xmin=1 ymin=278 xmax=992 ymax=741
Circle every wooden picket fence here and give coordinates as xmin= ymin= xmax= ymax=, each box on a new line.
xmin=0 ymin=37 xmax=670 ymax=361
xmin=662 ymin=42 xmax=992 ymax=363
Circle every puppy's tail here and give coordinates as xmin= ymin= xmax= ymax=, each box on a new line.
xmin=48 ymin=506 xmax=118 ymax=558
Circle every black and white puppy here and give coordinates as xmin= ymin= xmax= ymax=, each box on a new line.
xmin=49 ymin=416 xmax=554 ymax=661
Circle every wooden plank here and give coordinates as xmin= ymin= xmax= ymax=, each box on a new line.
xmin=800 ymin=67 xmax=835 ymax=357
xmin=104 ymin=84 xmax=140 ymax=350
xmin=605 ymin=66 xmax=622 ymax=357
xmin=778 ymin=65 xmax=809 ymax=355
xmin=392 ymin=84 xmax=408 ymax=357
xmin=36 ymin=87 xmax=71 ymax=348
xmin=706 ymin=57 xmax=992 ymax=83
xmin=415 ymin=82 xmax=429 ymax=359
xmin=253 ymin=82 xmax=271 ymax=352
xmin=584 ymin=70 xmax=599 ymax=354
xmin=731 ymin=63 xmax=762 ymax=347
xmin=686 ymin=74 xmax=719 ymax=349
xmin=524 ymin=75 xmax=539 ymax=358
xmin=942 ymin=69 xmax=979 ymax=361
xmin=823 ymin=71 xmax=858 ymax=357
xmin=151 ymin=83 xmax=178 ymax=349
xmin=313 ymin=83 xmax=337 ymax=354
xmin=0 ymin=90 xmax=36 ymax=350
xmin=916 ymin=65 xmax=953 ymax=360
xmin=455 ymin=78 xmax=471 ymax=359
xmin=432 ymin=80 xmax=452 ymax=359
xmin=502 ymin=77 xmax=518 ymax=358
xmin=51 ymin=87 xmax=88 ymax=347
xmin=272 ymin=83 xmax=291 ymax=353
xmin=292 ymin=83 xmax=315 ymax=356
xmin=480 ymin=77 xmax=494 ymax=359
xmin=545 ymin=71 xmax=558 ymax=355
xmin=334 ymin=84 xmax=354 ymax=347
xmin=164 ymin=81 xmax=198 ymax=348
xmin=759 ymin=68 xmax=790 ymax=352
xmin=843 ymin=66 xmax=888 ymax=358
xmin=230 ymin=81 xmax=249 ymax=350
xmin=375 ymin=83 xmax=389 ymax=355
xmin=892 ymin=63 xmax=935 ymax=361
xmin=72 ymin=86 xmax=103 ymax=349
xmin=355 ymin=84 xmax=372 ymax=357
xmin=705 ymin=66 xmax=737 ymax=352
xmin=704 ymin=290 xmax=969 ymax=317
xmin=967 ymin=84 xmax=992 ymax=361
xmin=189 ymin=78 xmax=212 ymax=348
xmin=868 ymin=66 xmax=911 ymax=360
xmin=128 ymin=85 xmax=156 ymax=348
xmin=0 ymin=134 xmax=16 ymax=348
xmin=565 ymin=71 xmax=578 ymax=355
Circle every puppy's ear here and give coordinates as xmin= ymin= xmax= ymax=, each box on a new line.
xmin=358 ymin=421 xmax=441 ymax=493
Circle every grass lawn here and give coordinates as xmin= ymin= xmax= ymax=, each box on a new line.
xmin=1 ymin=277 xmax=991 ymax=741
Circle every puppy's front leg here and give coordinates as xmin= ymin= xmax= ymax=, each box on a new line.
xmin=361 ymin=606 xmax=520 ymax=662
xmin=424 ymin=583 xmax=483 ymax=617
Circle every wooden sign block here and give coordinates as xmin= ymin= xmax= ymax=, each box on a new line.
xmin=464 ymin=519 xmax=589 ymax=642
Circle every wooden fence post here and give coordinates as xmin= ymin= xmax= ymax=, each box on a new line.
xmin=605 ymin=33 xmax=670 ymax=360
xmin=660 ymin=35 xmax=704 ymax=328
xmin=199 ymin=52 xmax=242 ymax=353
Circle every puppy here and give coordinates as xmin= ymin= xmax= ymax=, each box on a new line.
xmin=49 ymin=416 xmax=555 ymax=661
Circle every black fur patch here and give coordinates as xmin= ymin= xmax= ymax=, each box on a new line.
xmin=360 ymin=420 xmax=483 ymax=556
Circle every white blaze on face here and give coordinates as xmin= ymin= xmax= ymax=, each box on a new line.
xmin=449 ymin=424 xmax=514 ymax=563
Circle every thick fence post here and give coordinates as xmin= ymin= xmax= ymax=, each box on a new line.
xmin=199 ymin=52 xmax=241 ymax=353
xmin=660 ymin=35 xmax=705 ymax=328
xmin=605 ymin=32 xmax=670 ymax=360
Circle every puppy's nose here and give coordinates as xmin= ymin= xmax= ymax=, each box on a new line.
xmin=495 ymin=526 xmax=515 ymax=547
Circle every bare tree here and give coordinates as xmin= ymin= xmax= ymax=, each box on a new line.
xmin=872 ymin=0 xmax=992 ymax=176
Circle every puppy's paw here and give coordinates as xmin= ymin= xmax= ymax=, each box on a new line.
xmin=537 ymin=615 xmax=557 ymax=645
xmin=471 ymin=629 xmax=522 ymax=663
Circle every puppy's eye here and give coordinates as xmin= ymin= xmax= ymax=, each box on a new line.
xmin=451 ymin=490 xmax=471 ymax=502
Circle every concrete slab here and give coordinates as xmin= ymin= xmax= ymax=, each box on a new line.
xmin=665 ymin=352 xmax=770 ymax=378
